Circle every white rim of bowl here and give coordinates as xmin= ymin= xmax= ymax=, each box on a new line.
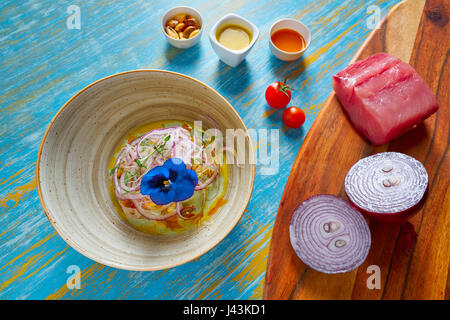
xmin=269 ymin=18 xmax=311 ymax=55
xmin=161 ymin=6 xmax=203 ymax=42
xmin=36 ymin=69 xmax=255 ymax=271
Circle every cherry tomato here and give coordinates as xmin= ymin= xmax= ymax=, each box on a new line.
xmin=283 ymin=107 xmax=305 ymax=128
xmin=265 ymin=81 xmax=291 ymax=109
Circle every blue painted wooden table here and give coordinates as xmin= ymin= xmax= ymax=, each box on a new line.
xmin=0 ymin=0 xmax=400 ymax=299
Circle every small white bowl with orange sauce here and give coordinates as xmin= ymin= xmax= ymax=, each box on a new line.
xmin=269 ymin=19 xmax=311 ymax=61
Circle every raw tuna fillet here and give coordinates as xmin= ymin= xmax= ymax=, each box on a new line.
xmin=333 ymin=52 xmax=439 ymax=145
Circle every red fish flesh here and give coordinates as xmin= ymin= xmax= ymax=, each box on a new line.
xmin=333 ymin=53 xmax=439 ymax=145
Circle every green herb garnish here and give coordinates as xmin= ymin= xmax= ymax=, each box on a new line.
xmin=108 ymin=163 xmax=119 ymax=176
xmin=123 ymin=171 xmax=131 ymax=185
xmin=136 ymin=158 xmax=145 ymax=168
xmin=135 ymin=134 xmax=171 ymax=168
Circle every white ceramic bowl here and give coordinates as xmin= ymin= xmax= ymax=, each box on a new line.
xmin=209 ymin=13 xmax=259 ymax=67
xmin=162 ymin=6 xmax=203 ymax=49
xmin=37 ymin=70 xmax=255 ymax=271
xmin=269 ymin=18 xmax=311 ymax=61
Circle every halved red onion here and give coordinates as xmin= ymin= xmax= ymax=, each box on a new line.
xmin=344 ymin=152 xmax=428 ymax=221
xmin=289 ymin=195 xmax=371 ymax=274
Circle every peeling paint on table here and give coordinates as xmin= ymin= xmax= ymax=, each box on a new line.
xmin=0 ymin=0 xmax=400 ymax=299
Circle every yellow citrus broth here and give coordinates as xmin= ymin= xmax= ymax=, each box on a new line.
xmin=108 ymin=120 xmax=228 ymax=235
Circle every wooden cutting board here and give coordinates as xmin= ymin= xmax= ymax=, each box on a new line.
xmin=264 ymin=0 xmax=449 ymax=300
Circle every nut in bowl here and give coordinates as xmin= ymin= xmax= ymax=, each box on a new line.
xmin=37 ymin=70 xmax=255 ymax=271
xmin=269 ymin=18 xmax=311 ymax=62
xmin=162 ymin=6 xmax=203 ymax=49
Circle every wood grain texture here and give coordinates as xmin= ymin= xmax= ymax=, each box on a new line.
xmin=264 ymin=0 xmax=449 ymax=300
xmin=0 ymin=0 xmax=402 ymax=299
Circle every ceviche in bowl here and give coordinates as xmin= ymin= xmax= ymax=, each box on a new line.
xmin=37 ymin=70 xmax=254 ymax=270
xmin=110 ymin=121 xmax=229 ymax=235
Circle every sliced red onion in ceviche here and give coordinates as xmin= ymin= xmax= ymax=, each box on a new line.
xmin=344 ymin=152 xmax=428 ymax=221
xmin=289 ymin=195 xmax=371 ymax=274
xmin=109 ymin=122 xmax=228 ymax=234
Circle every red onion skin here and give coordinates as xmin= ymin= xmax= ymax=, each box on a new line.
xmin=345 ymin=186 xmax=428 ymax=223
xmin=399 ymin=222 xmax=417 ymax=254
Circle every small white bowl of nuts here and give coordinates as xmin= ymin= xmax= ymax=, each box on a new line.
xmin=162 ymin=6 xmax=203 ymax=49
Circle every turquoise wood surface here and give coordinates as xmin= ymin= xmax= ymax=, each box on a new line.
xmin=0 ymin=0 xmax=400 ymax=299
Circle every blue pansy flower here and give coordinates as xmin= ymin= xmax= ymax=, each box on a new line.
xmin=140 ymin=158 xmax=198 ymax=205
